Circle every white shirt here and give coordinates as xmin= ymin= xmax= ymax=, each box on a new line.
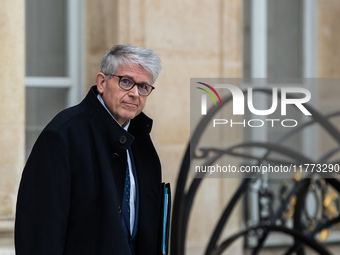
xmin=97 ymin=94 xmax=136 ymax=235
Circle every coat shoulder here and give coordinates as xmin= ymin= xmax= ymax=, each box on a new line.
xmin=44 ymin=102 xmax=89 ymax=133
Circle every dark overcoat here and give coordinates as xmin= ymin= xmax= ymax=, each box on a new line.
xmin=15 ymin=86 xmax=162 ymax=255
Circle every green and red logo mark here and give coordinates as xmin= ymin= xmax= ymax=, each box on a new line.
xmin=196 ymin=82 xmax=223 ymax=115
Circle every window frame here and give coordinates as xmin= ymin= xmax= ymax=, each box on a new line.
xmin=243 ymin=0 xmax=333 ymax=248
xmin=24 ymin=0 xmax=84 ymax=158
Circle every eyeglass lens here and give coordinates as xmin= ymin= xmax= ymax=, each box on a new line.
xmin=119 ymin=77 xmax=151 ymax=95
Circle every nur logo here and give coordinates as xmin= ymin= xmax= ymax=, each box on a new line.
xmin=197 ymin=82 xmax=312 ymax=117
xmin=196 ymin=82 xmax=223 ymax=115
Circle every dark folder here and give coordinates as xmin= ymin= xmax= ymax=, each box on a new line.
xmin=159 ymin=182 xmax=171 ymax=255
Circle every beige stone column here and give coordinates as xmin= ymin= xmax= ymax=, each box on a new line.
xmin=318 ymin=0 xmax=340 ymax=78
xmin=0 ymin=0 xmax=25 ymax=249
xmin=317 ymin=1 xmax=340 ymax=178
xmin=84 ymin=0 xmax=119 ymax=93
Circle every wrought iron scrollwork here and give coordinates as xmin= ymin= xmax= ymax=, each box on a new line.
xmin=171 ymin=88 xmax=340 ymax=254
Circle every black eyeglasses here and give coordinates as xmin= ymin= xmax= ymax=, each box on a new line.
xmin=104 ymin=74 xmax=155 ymax=96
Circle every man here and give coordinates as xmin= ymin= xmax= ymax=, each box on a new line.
xmin=15 ymin=44 xmax=163 ymax=255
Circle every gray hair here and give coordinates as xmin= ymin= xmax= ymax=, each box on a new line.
xmin=100 ymin=44 xmax=162 ymax=85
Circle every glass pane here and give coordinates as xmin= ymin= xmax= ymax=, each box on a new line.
xmin=25 ymin=87 xmax=68 ymax=158
xmin=243 ymin=0 xmax=303 ymax=78
xmin=267 ymin=0 xmax=303 ymax=78
xmin=26 ymin=0 xmax=67 ymax=77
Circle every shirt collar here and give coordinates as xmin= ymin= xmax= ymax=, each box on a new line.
xmin=97 ymin=94 xmax=130 ymax=131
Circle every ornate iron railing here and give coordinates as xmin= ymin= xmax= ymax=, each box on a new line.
xmin=171 ymin=88 xmax=340 ymax=255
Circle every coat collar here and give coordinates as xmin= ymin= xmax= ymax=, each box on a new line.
xmin=84 ymin=86 xmax=153 ymax=149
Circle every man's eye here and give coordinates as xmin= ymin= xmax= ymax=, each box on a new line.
xmin=139 ymin=84 xmax=148 ymax=90
xmin=121 ymin=78 xmax=132 ymax=85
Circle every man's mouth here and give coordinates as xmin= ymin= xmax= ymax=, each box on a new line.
xmin=122 ymin=101 xmax=138 ymax=108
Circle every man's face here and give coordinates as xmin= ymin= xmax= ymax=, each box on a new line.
xmin=96 ymin=63 xmax=152 ymax=126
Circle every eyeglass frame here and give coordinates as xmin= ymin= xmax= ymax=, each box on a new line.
xmin=103 ymin=73 xmax=155 ymax=96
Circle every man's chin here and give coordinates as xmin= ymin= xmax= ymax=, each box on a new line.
xmin=123 ymin=112 xmax=138 ymax=121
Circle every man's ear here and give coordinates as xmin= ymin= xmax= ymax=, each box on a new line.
xmin=96 ymin=72 xmax=106 ymax=94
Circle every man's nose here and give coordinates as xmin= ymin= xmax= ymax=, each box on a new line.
xmin=128 ymin=85 xmax=139 ymax=96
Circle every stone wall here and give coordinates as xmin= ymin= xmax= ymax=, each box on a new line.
xmin=318 ymin=0 xmax=340 ymax=175
xmin=0 ymin=0 xmax=25 ymax=253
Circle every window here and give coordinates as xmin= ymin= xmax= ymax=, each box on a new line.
xmin=25 ymin=0 xmax=83 ymax=158
xmin=243 ymin=0 xmax=324 ymax=247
